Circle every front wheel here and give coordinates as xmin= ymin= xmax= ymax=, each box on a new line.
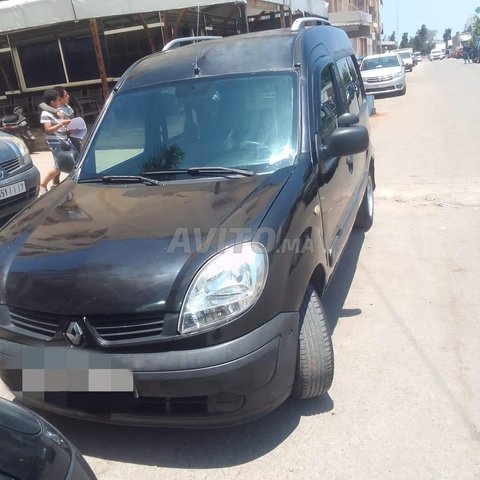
xmin=355 ymin=171 xmax=374 ymax=230
xmin=292 ymin=286 xmax=334 ymax=399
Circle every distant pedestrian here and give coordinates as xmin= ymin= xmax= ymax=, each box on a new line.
xmin=463 ymin=48 xmax=472 ymax=64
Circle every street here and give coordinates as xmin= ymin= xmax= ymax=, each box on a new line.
xmin=2 ymin=57 xmax=480 ymax=479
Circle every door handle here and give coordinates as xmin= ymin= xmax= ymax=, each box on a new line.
xmin=346 ymin=156 xmax=353 ymax=172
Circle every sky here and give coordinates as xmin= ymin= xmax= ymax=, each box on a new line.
xmin=381 ymin=0 xmax=479 ymax=41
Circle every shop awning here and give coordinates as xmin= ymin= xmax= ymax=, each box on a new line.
xmin=0 ymin=0 xmax=247 ymax=34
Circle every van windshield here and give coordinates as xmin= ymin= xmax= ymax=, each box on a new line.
xmin=79 ymin=73 xmax=297 ymax=179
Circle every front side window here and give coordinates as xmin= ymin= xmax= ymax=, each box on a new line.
xmin=317 ymin=65 xmax=339 ymax=144
xmin=79 ymin=73 xmax=297 ymax=179
xmin=335 ymin=56 xmax=362 ymax=115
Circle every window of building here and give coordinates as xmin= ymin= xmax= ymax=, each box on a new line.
xmin=62 ymin=36 xmax=106 ymax=82
xmin=0 ymin=51 xmax=19 ymax=95
xmin=104 ymin=28 xmax=161 ymax=78
xmin=18 ymin=41 xmax=66 ymax=88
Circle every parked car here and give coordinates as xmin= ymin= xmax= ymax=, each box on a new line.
xmin=0 ymin=19 xmax=375 ymax=427
xmin=0 ymin=398 xmax=97 ymax=479
xmin=429 ymin=49 xmax=444 ymax=60
xmin=0 ymin=131 xmax=40 ymax=222
xmin=394 ymin=49 xmax=414 ymax=71
xmin=360 ymin=52 xmax=406 ymax=96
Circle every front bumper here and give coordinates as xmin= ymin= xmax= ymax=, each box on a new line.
xmin=364 ymin=79 xmax=405 ymax=95
xmin=0 ymin=312 xmax=299 ymax=427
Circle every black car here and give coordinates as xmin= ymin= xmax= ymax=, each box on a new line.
xmin=0 ymin=18 xmax=375 ymax=427
xmin=0 ymin=398 xmax=97 ymax=479
xmin=0 ymin=131 xmax=40 ymax=222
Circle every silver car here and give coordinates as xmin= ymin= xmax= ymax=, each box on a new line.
xmin=360 ymin=53 xmax=406 ymax=97
xmin=0 ymin=131 xmax=40 ymax=222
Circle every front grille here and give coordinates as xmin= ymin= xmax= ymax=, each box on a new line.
xmin=9 ymin=307 xmax=59 ymax=339
xmin=89 ymin=312 xmax=165 ymax=343
xmin=6 ymin=307 xmax=165 ymax=344
xmin=1 ymin=158 xmax=21 ymax=173
xmin=366 ymin=75 xmax=393 ymax=83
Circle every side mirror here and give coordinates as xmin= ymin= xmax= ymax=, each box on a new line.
xmin=320 ymin=126 xmax=369 ymax=158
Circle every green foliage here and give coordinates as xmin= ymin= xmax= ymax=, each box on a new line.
xmin=400 ymin=32 xmax=409 ymax=48
xmin=473 ymin=15 xmax=480 ymax=40
xmin=410 ymin=24 xmax=438 ymax=55
xmin=443 ymin=28 xmax=452 ymax=52
xmin=388 ymin=31 xmax=396 ymax=42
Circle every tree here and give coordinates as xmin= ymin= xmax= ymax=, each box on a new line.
xmin=412 ymin=24 xmax=429 ymax=54
xmin=388 ymin=31 xmax=396 ymax=42
xmin=400 ymin=32 xmax=409 ymax=48
xmin=443 ymin=28 xmax=452 ymax=54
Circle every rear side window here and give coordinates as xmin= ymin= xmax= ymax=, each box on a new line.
xmin=335 ymin=55 xmax=364 ymax=114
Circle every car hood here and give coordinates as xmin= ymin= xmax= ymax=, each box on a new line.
xmin=0 ymin=170 xmax=291 ymax=314
xmin=361 ymin=67 xmax=403 ymax=79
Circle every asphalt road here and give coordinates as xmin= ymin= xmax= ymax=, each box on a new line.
xmin=2 ymin=57 xmax=480 ymax=479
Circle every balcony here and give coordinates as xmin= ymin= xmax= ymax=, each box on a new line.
xmin=329 ymin=10 xmax=372 ymax=38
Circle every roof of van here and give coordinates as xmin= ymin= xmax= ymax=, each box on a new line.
xmin=117 ymin=25 xmax=353 ymax=91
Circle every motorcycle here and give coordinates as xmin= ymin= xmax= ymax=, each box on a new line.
xmin=0 ymin=106 xmax=36 ymax=153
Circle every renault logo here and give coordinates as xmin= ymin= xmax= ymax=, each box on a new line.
xmin=65 ymin=321 xmax=84 ymax=346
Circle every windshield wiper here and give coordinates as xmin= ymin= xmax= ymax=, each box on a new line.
xmin=101 ymin=175 xmax=163 ymax=186
xmin=187 ymin=166 xmax=254 ymax=176
xmin=142 ymin=167 xmax=254 ymax=177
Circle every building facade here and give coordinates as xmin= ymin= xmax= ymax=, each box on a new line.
xmin=329 ymin=0 xmax=383 ymax=57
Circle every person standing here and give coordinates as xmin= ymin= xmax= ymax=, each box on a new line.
xmin=39 ymin=86 xmax=80 ymax=185
xmin=39 ymin=89 xmax=71 ymax=194
xmin=463 ymin=48 xmax=472 ymax=64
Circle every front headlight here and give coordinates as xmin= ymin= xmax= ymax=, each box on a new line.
xmin=8 ymin=136 xmax=30 ymax=158
xmin=179 ymin=243 xmax=268 ymax=335
xmin=394 ymin=71 xmax=403 ymax=79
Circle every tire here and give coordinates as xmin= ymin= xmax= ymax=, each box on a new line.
xmin=292 ymin=286 xmax=334 ymax=399
xmin=355 ymin=170 xmax=374 ymax=230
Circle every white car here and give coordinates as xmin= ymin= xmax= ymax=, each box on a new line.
xmin=395 ymin=50 xmax=414 ymax=71
xmin=360 ymin=53 xmax=406 ymax=96
xmin=429 ymin=49 xmax=444 ymax=60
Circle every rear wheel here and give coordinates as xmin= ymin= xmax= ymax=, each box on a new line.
xmin=292 ymin=286 xmax=334 ymax=399
xmin=355 ymin=171 xmax=374 ymax=230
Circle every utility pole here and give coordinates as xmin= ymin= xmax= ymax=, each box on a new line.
xmin=396 ymin=0 xmax=399 ymax=47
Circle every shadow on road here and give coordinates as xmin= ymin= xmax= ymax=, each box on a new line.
xmin=323 ymin=229 xmax=365 ymax=333
xmin=28 ymin=395 xmax=333 ymax=468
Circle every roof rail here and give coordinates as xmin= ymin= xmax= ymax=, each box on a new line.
xmin=162 ymin=36 xmax=222 ymax=52
xmin=291 ymin=17 xmax=331 ymax=32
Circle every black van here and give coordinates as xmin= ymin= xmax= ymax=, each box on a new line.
xmin=0 ymin=19 xmax=375 ymax=427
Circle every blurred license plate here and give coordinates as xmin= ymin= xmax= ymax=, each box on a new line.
xmin=0 ymin=181 xmax=26 ymax=200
